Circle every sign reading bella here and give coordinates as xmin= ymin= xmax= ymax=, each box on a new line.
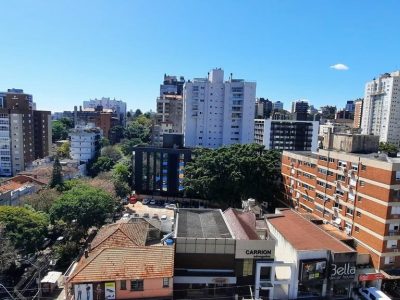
xmin=330 ymin=262 xmax=356 ymax=280
xmin=235 ymin=240 xmax=275 ymax=259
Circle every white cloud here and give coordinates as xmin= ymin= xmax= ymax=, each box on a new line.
xmin=330 ymin=63 xmax=349 ymax=71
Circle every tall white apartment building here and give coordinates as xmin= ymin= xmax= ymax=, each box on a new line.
xmin=361 ymin=71 xmax=400 ymax=145
xmin=183 ymin=69 xmax=256 ymax=148
xmin=83 ymin=97 xmax=127 ymax=126
xmin=69 ymin=124 xmax=102 ymax=163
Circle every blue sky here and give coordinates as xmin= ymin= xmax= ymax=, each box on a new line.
xmin=0 ymin=0 xmax=399 ymax=112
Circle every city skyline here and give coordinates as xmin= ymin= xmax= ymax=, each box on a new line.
xmin=1 ymin=0 xmax=400 ymax=112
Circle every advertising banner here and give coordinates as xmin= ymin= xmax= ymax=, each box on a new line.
xmin=74 ymin=284 xmax=93 ymax=300
xmin=299 ymin=259 xmax=327 ymax=281
xmin=105 ymin=282 xmax=116 ymax=300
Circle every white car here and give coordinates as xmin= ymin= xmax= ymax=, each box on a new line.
xmin=142 ymin=198 xmax=150 ymax=205
xmin=160 ymin=215 xmax=167 ymax=221
xmin=359 ymin=287 xmax=391 ymax=300
xmin=149 ymin=199 xmax=156 ymax=205
xmin=165 ymin=204 xmax=177 ymax=210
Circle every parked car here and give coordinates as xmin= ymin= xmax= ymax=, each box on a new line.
xmin=143 ymin=198 xmax=150 ymax=205
xmin=359 ymin=287 xmax=391 ymax=300
xmin=165 ymin=204 xmax=177 ymax=210
xmin=149 ymin=199 xmax=156 ymax=206
xmin=143 ymin=213 xmax=150 ymax=218
xmin=129 ymin=196 xmax=137 ymax=204
xmin=133 ymin=213 xmax=140 ymax=218
xmin=152 ymin=214 xmax=159 ymax=219
xmin=160 ymin=215 xmax=167 ymax=221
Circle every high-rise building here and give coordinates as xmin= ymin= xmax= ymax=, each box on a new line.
xmin=345 ymin=100 xmax=355 ymax=113
xmin=291 ymin=100 xmax=309 ymax=121
xmin=361 ymin=71 xmax=400 ymax=145
xmin=255 ymin=98 xmax=273 ymax=119
xmin=83 ymin=97 xmax=127 ymax=126
xmin=272 ymin=101 xmax=284 ymax=111
xmin=183 ymin=68 xmax=256 ymax=148
xmin=354 ymin=99 xmax=363 ymax=129
xmin=281 ymin=148 xmax=400 ymax=273
xmin=153 ymin=94 xmax=183 ymax=146
xmin=254 ymin=119 xmax=319 ymax=151
xmin=0 ymin=89 xmax=51 ymax=176
xmin=160 ymin=74 xmax=185 ymax=96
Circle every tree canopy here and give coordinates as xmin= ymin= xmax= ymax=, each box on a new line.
xmin=49 ymin=184 xmax=115 ymax=230
xmin=52 ymin=120 xmax=69 ymax=142
xmin=50 ymin=156 xmax=63 ymax=189
xmin=23 ymin=188 xmax=60 ymax=213
xmin=183 ymin=144 xmax=281 ymax=206
xmin=379 ymin=142 xmax=398 ymax=153
xmin=0 ymin=206 xmax=49 ymax=253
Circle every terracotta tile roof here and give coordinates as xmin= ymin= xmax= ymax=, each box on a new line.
xmin=68 ymin=246 xmax=174 ymax=283
xmin=0 ymin=181 xmax=24 ymax=194
xmin=223 ymin=208 xmax=260 ymax=240
xmin=90 ymin=221 xmax=149 ymax=251
xmin=267 ymin=209 xmax=355 ymax=253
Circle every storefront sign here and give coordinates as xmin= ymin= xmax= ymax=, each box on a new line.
xmin=330 ymin=262 xmax=356 ymax=280
xmin=299 ymin=259 xmax=327 ymax=282
xmin=359 ymin=273 xmax=384 ymax=281
xmin=235 ymin=240 xmax=275 ymax=259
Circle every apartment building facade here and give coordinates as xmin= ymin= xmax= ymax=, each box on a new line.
xmin=153 ymin=95 xmax=183 ymax=146
xmin=354 ymin=99 xmax=363 ymax=129
xmin=83 ymin=97 xmax=127 ymax=126
xmin=69 ymin=125 xmax=102 ymax=163
xmin=281 ymin=149 xmax=400 ymax=274
xmin=361 ymin=71 xmax=400 ymax=144
xmin=183 ymin=68 xmax=256 ymax=148
xmin=0 ymin=89 xmax=51 ymax=176
xmin=254 ymin=119 xmax=318 ymax=151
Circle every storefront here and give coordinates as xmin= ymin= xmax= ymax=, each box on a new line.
xmin=328 ymin=253 xmax=357 ymax=299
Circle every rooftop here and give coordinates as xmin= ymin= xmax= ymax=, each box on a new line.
xmin=223 ymin=208 xmax=260 ymax=240
xmin=90 ymin=221 xmax=149 ymax=251
xmin=176 ymin=209 xmax=232 ymax=239
xmin=68 ymin=246 xmax=174 ymax=283
xmin=267 ymin=209 xmax=355 ymax=253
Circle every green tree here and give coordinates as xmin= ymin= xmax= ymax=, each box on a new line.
xmin=59 ymin=117 xmax=74 ymax=129
xmin=22 ymin=188 xmax=60 ymax=213
xmin=124 ymin=115 xmax=152 ymax=142
xmin=54 ymin=241 xmax=80 ymax=269
xmin=100 ymin=137 xmax=110 ymax=148
xmin=50 ymin=156 xmax=63 ymax=189
xmin=113 ymin=181 xmax=130 ymax=198
xmin=87 ymin=156 xmax=115 ymax=177
xmin=0 ymin=206 xmax=48 ymax=253
xmin=0 ymin=225 xmax=17 ymax=272
xmin=112 ymin=161 xmax=131 ymax=183
xmin=183 ymin=144 xmax=281 ymax=206
xmin=56 ymin=141 xmax=70 ymax=158
xmin=50 ymin=185 xmax=115 ymax=230
xmin=120 ymin=138 xmax=143 ymax=156
xmin=379 ymin=142 xmax=398 ymax=153
xmin=52 ymin=120 xmax=68 ymax=142
xmin=133 ymin=109 xmax=143 ymax=118
xmin=101 ymin=145 xmax=122 ymax=163
xmin=109 ymin=125 xmax=125 ymax=144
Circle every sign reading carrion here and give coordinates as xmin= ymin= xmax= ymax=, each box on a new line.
xmin=235 ymin=240 xmax=275 ymax=259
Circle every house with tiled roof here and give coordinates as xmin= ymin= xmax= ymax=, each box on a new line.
xmin=0 ymin=174 xmax=46 ymax=206
xmin=65 ymin=221 xmax=174 ymax=300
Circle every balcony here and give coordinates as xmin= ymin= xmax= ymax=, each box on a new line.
xmin=388 ymin=230 xmax=400 ymax=236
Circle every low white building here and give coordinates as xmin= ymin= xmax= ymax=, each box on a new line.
xmin=69 ymin=124 xmax=102 ymax=163
xmin=254 ymin=119 xmax=319 ymax=151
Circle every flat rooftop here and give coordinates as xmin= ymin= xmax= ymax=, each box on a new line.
xmin=176 ymin=209 xmax=232 ymax=239
xmin=267 ymin=209 xmax=355 ymax=253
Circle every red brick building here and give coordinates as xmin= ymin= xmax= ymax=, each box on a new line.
xmin=281 ymin=149 xmax=400 ymax=274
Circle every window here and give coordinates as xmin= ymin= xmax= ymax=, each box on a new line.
xmin=356 ymin=211 xmax=361 ymax=217
xmin=360 ymin=181 xmax=366 ymax=187
xmin=329 ymin=158 xmax=335 ymax=163
xmin=355 ymin=226 xmax=360 ymax=233
xmin=130 ymin=280 xmax=144 ymax=291
xmin=385 ymin=256 xmax=395 ymax=265
xmin=163 ymin=278 xmax=169 ymax=288
xmin=120 ymin=280 xmax=126 ymax=290
xmin=361 ymin=164 xmax=367 ymax=171
xmin=243 ymin=259 xmax=253 ymax=276
xmin=358 ymin=196 xmax=362 ymax=202
xmin=346 ymin=207 xmax=354 ymax=216
xmin=337 ymin=174 xmax=346 ymax=182
xmin=392 ymin=207 xmax=400 ymax=215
